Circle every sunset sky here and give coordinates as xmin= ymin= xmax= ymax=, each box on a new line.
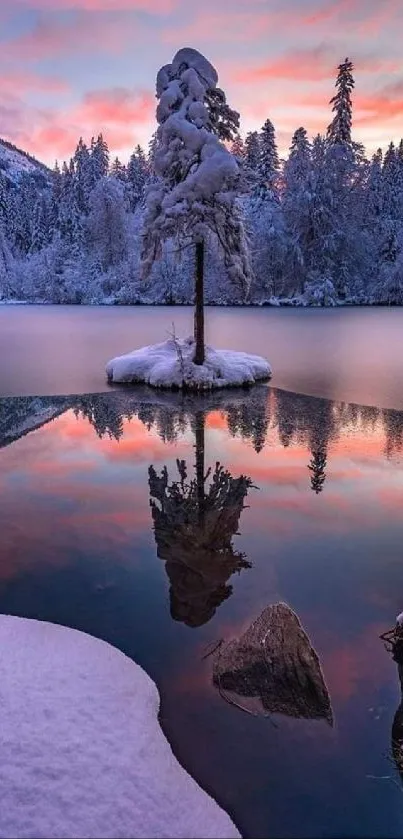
xmin=2 ymin=0 xmax=403 ymax=166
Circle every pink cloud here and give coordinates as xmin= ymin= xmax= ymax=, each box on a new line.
xmin=0 ymin=87 xmax=154 ymax=161
xmin=17 ymin=0 xmax=175 ymax=11
xmin=355 ymin=83 xmax=403 ymax=125
xmin=236 ymin=50 xmax=400 ymax=85
xmin=75 ymin=89 xmax=154 ymax=125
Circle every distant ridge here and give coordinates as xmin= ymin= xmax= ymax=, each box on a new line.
xmin=0 ymin=137 xmax=51 ymax=183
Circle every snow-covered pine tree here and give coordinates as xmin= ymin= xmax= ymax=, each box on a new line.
xmin=327 ymin=58 xmax=354 ymax=146
xmin=0 ymin=172 xmax=7 ymax=226
xmin=382 ymin=141 xmax=401 ymax=221
xmin=30 ymin=193 xmax=50 ymax=253
xmin=244 ymin=131 xmax=260 ymax=187
xmin=282 ymin=127 xmax=312 ymax=294
xmin=324 ymin=58 xmax=366 ymax=299
xmin=0 ymin=220 xmax=16 ymax=299
xmin=86 ymin=177 xmax=128 ymax=272
xmin=90 ymin=134 xmax=110 ymax=186
xmin=12 ymin=175 xmax=38 ymax=254
xmin=247 ymin=117 xmax=285 ymax=300
xmin=258 ymin=118 xmax=279 ymax=197
xmin=127 ymin=146 xmax=148 ymax=210
xmin=73 ymin=138 xmax=92 ymax=215
xmin=49 ymin=162 xmax=63 ymax=239
xmin=111 ymin=157 xmax=127 ymax=183
xmin=57 ymin=161 xmax=83 ymax=253
xmin=230 ymin=135 xmax=246 ymax=164
xmin=147 ymin=131 xmax=159 ymax=177
xmin=141 ymin=47 xmax=251 ymax=364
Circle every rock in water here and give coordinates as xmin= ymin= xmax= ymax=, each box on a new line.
xmin=213 ymin=602 xmax=333 ymax=725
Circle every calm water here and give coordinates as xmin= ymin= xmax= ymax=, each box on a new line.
xmin=1 ymin=305 xmax=403 ymax=409
xmin=1 ymin=378 xmax=403 ymax=837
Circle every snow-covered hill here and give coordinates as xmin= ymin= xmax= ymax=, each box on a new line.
xmin=0 ymin=138 xmax=51 ymax=184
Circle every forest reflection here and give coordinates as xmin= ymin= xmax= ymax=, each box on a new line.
xmin=2 ymin=385 xmax=403 ymax=492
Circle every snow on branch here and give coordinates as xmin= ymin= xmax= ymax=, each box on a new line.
xmin=141 ymin=48 xmax=252 ymax=296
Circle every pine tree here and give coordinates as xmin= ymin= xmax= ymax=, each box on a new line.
xmin=382 ymin=142 xmax=401 ymax=220
xmin=111 ymin=157 xmax=127 ymax=182
xmin=49 ymin=161 xmax=63 ymax=238
xmin=73 ymin=138 xmax=91 ymax=214
xmin=282 ymin=127 xmax=312 ymax=294
xmin=30 ymin=194 xmax=50 ymax=253
xmin=147 ymin=131 xmax=159 ymax=176
xmin=0 ymin=172 xmax=7 ymax=225
xmin=258 ymin=118 xmax=279 ymax=196
xmin=127 ymin=146 xmax=148 ymax=210
xmin=142 ymin=48 xmax=250 ymax=364
xmin=86 ymin=177 xmax=128 ymax=271
xmin=327 ymin=58 xmax=355 ymax=146
xmin=0 ymin=220 xmax=16 ymax=299
xmin=244 ymin=131 xmax=260 ymax=183
xmin=90 ymin=134 xmax=110 ymax=185
xmin=57 ymin=161 xmax=83 ymax=252
xmin=230 ymin=135 xmax=245 ymax=163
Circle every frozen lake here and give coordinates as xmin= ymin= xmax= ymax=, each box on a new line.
xmin=1 ymin=305 xmax=403 ymax=837
xmin=1 ymin=385 xmax=403 ymax=837
xmin=1 ymin=304 xmax=403 ymax=408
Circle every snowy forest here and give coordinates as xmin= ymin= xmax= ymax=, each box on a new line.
xmin=1 ymin=58 xmax=403 ymax=307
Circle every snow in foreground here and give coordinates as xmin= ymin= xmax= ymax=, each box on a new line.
xmin=0 ymin=615 xmax=240 ymax=839
xmin=106 ymin=337 xmax=271 ymax=390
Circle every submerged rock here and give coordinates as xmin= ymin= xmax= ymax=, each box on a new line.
xmin=213 ymin=602 xmax=333 ymax=725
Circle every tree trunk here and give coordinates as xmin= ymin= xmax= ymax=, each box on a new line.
xmin=195 ymin=411 xmax=205 ymax=528
xmin=194 ymin=240 xmax=205 ymax=365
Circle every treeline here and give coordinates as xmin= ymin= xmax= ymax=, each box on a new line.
xmin=1 ymin=59 xmax=403 ymax=306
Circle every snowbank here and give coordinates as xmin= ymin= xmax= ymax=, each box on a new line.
xmin=0 ymin=615 xmax=240 ymax=839
xmin=106 ymin=337 xmax=271 ymax=390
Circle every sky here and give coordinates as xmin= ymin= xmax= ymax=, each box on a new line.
xmin=1 ymin=0 xmax=403 ymax=166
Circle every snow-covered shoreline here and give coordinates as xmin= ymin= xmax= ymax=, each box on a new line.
xmin=0 ymin=615 xmax=240 ymax=839
xmin=106 ymin=337 xmax=271 ymax=390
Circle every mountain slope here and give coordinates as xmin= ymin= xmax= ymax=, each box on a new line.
xmin=0 ymin=138 xmax=51 ymax=184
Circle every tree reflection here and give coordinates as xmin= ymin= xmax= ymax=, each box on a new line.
xmin=308 ymin=450 xmax=327 ymax=494
xmin=274 ymin=390 xmax=335 ymax=493
xmin=148 ymin=411 xmax=253 ymax=627
xmin=74 ymin=394 xmax=129 ymax=441
xmin=383 ymin=409 xmax=403 ymax=459
xmin=306 ymin=398 xmax=335 ymax=495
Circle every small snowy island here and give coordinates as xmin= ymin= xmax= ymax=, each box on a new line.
xmin=107 ymin=337 xmax=271 ymax=389
xmin=0 ymin=615 xmax=239 ymax=839
xmin=106 ymin=47 xmax=271 ymax=390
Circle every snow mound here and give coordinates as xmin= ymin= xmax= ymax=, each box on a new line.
xmin=106 ymin=337 xmax=272 ymax=390
xmin=0 ymin=615 xmax=240 ymax=839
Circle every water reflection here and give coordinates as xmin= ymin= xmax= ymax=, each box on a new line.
xmin=148 ymin=407 xmax=253 ymax=627
xmin=308 ymin=451 xmax=327 ymax=494
xmin=2 ymin=385 xmax=403 ymax=469
xmin=2 ymin=385 xmax=403 ymax=837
